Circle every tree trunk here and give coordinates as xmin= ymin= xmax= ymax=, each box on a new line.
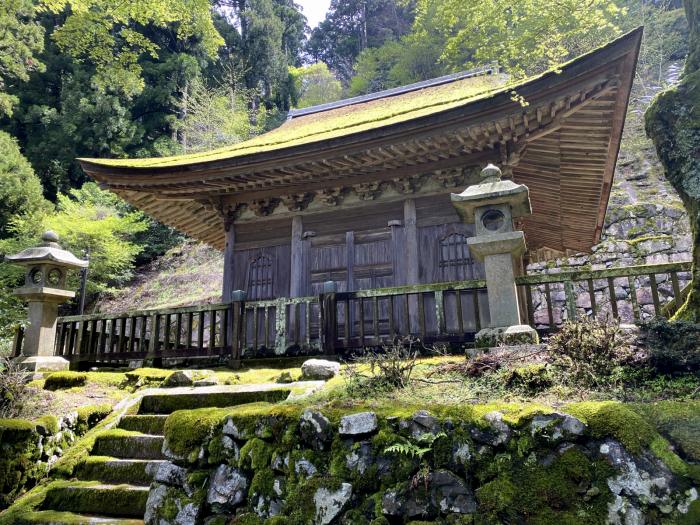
xmin=645 ymin=0 xmax=700 ymax=321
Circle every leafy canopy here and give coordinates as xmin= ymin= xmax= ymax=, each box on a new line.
xmin=0 ymin=0 xmax=45 ymax=116
xmin=40 ymin=0 xmax=224 ymax=93
xmin=0 ymin=132 xmax=50 ymax=239
xmin=289 ymin=62 xmax=343 ymax=108
xmin=413 ymin=0 xmax=623 ymax=78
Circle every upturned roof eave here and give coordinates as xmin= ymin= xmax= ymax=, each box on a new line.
xmin=78 ymin=27 xmax=643 ymax=183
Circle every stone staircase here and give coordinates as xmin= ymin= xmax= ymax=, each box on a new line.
xmin=19 ymin=384 xmax=298 ymax=524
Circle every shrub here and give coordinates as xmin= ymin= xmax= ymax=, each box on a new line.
xmin=547 ymin=317 xmax=631 ymax=388
xmin=0 ymin=357 xmax=30 ymax=418
xmin=503 ymin=364 xmax=553 ymax=394
xmin=43 ymin=371 xmax=87 ymax=390
xmin=644 ymin=318 xmax=700 ymax=374
xmin=343 ymin=337 xmax=420 ymax=397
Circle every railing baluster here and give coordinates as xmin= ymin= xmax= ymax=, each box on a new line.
xmin=295 ymin=302 xmax=301 ymax=345
xmin=197 ymin=311 xmax=205 ymax=351
xmin=388 ymin=295 xmax=396 ymax=337
xmin=164 ymin=314 xmax=172 ymax=352
xmin=403 ymin=294 xmax=410 ymax=335
xmin=208 ymin=309 xmax=216 ymax=354
xmin=358 ymin=298 xmax=365 ymax=346
xmin=564 ymin=280 xmax=576 ymax=322
xmin=418 ymin=293 xmax=426 ymax=338
xmin=305 ymin=301 xmax=311 ymax=347
xmin=455 ymin=290 xmax=464 ymax=334
xmin=87 ymin=319 xmax=96 ymax=355
xmin=670 ymin=271 xmax=681 ymax=303
xmin=544 ymin=283 xmax=554 ymax=327
xmin=118 ymin=317 xmax=126 ymax=354
xmin=649 ymin=273 xmax=661 ymax=316
xmin=107 ymin=319 xmax=115 ymax=355
xmin=264 ymin=306 xmax=270 ymax=349
xmin=127 ymin=317 xmax=135 ymax=353
xmin=344 ymin=298 xmax=350 ymax=342
xmin=221 ymin=308 xmax=229 ymax=355
xmin=607 ymin=277 xmax=619 ymax=319
xmin=587 ymin=278 xmax=597 ymax=318
xmin=372 ymin=296 xmax=379 ymax=342
xmin=253 ymin=306 xmax=259 ymax=350
xmin=473 ymin=290 xmax=481 ymax=332
xmin=175 ymin=313 xmax=183 ymax=350
xmin=524 ymin=285 xmax=535 ymax=327
xmin=186 ymin=312 xmax=194 ymax=350
xmin=434 ymin=290 xmax=445 ymax=335
xmin=139 ymin=316 xmax=148 ymax=354
xmin=628 ymin=275 xmax=640 ymax=321
xmin=98 ymin=319 xmax=107 ymax=358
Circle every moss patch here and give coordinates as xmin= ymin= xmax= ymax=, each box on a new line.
xmin=43 ymin=372 xmax=87 ymax=391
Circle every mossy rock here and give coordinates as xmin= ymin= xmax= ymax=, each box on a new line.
xmin=43 ymin=372 xmax=87 ymax=391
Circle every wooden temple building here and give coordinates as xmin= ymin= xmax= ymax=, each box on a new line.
xmin=57 ymin=29 xmax=654 ymax=359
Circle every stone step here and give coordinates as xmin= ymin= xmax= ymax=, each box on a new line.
xmin=21 ymin=510 xmax=144 ymax=524
xmin=137 ymin=386 xmax=291 ymax=414
xmin=118 ymin=415 xmax=167 ymax=435
xmin=92 ymin=433 xmax=165 ymax=460
xmin=78 ymin=457 xmax=167 ymax=486
xmin=42 ymin=482 xmax=149 ymax=518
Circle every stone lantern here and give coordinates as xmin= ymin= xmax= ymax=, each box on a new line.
xmin=5 ymin=231 xmax=88 ymax=371
xmin=451 ymin=164 xmax=538 ymax=346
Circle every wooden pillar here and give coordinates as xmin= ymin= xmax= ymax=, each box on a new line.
xmin=404 ymin=199 xmax=419 ymax=284
xmin=222 ymin=220 xmax=235 ymax=302
xmin=290 ymin=216 xmax=304 ymax=297
xmin=404 ymin=198 xmax=419 ymax=335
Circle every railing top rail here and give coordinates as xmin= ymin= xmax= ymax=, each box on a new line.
xmin=58 ymin=294 xmax=319 ymax=323
xmin=335 ymin=278 xmax=487 ymax=299
xmin=516 ymin=261 xmax=692 ymax=286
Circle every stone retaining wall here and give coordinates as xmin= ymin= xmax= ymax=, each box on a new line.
xmin=144 ymin=404 xmax=698 ymax=524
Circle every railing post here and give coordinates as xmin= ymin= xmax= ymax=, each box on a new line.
xmin=275 ymin=297 xmax=287 ymax=356
xmin=229 ymin=290 xmax=246 ymax=367
xmin=320 ymin=281 xmax=338 ymax=354
xmin=564 ymin=280 xmax=577 ymax=322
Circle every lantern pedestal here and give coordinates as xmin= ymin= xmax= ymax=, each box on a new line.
xmin=4 ymin=231 xmax=88 ymax=373
xmin=13 ymin=287 xmax=74 ymax=372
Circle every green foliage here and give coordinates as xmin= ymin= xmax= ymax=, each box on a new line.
xmin=175 ymin=75 xmax=263 ymax=153
xmin=384 ymin=432 xmax=446 ymax=459
xmin=307 ymin=0 xmax=415 ymax=81
xmin=289 ymin=62 xmax=343 ymax=108
xmin=43 ymin=183 xmax=148 ymax=293
xmin=0 ymin=0 xmax=45 ymax=116
xmin=0 ymin=357 xmax=31 ymax=418
xmin=0 ymin=132 xmax=50 ymax=239
xmin=547 ymin=318 xmax=631 ymax=388
xmin=43 ymin=372 xmax=88 ymax=391
xmin=413 ymin=0 xmax=623 ymax=78
xmin=40 ymin=0 xmax=223 ymax=95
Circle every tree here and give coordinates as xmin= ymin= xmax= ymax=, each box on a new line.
xmin=0 ymin=0 xmax=45 ymax=116
xmin=412 ymin=0 xmax=623 ymax=78
xmin=645 ymin=0 xmax=700 ymax=321
xmin=175 ymin=75 xmax=261 ymax=152
xmin=0 ymin=132 xmax=50 ymax=239
xmin=42 ymin=183 xmax=149 ymax=293
xmin=307 ymin=0 xmax=415 ymax=82
xmin=290 ymin=62 xmax=343 ymax=108
xmin=40 ymin=0 xmax=223 ymax=95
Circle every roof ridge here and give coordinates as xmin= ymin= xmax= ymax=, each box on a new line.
xmin=287 ymin=63 xmax=501 ymax=120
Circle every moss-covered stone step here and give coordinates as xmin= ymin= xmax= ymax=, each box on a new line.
xmin=118 ymin=415 xmax=167 ymax=435
xmin=137 ymin=386 xmax=291 ymax=414
xmin=21 ymin=510 xmax=144 ymax=524
xmin=42 ymin=482 xmax=148 ymax=518
xmin=77 ymin=457 xmax=167 ymax=486
xmin=91 ymin=432 xmax=165 ymax=460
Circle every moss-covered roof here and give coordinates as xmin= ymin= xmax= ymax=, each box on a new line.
xmin=82 ymin=72 xmax=507 ymax=169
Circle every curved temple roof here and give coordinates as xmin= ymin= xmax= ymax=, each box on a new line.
xmin=80 ymin=29 xmax=642 ymax=255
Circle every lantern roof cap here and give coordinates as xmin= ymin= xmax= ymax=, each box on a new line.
xmin=4 ymin=231 xmax=88 ymax=269
xmin=451 ymin=164 xmax=532 ymax=223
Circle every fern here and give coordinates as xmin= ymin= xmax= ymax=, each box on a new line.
xmin=384 ymin=432 xmax=447 ymax=459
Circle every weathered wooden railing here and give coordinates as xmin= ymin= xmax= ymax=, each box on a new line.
xmin=53 ymin=261 xmax=691 ymax=365
xmin=517 ymin=261 xmax=692 ymax=330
